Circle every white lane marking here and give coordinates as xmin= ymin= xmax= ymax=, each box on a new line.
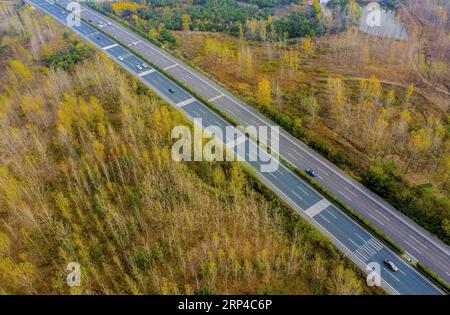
xmin=317 ymin=166 xmax=329 ymax=176
xmin=383 ymin=267 xmax=400 ymax=282
xmin=355 ymin=249 xmax=369 ymax=260
xmin=291 ymin=190 xmax=304 ymax=201
xmin=446 ymin=272 xmax=450 ymax=277
xmin=348 ymin=238 xmax=359 ymax=247
xmin=176 ymin=97 xmax=196 ymax=108
xmin=339 ymin=190 xmax=352 ymax=201
xmin=286 ymin=152 xmax=297 ymax=160
xmin=164 ymin=63 xmax=178 ymax=70
xmin=368 ymin=212 xmax=385 ymax=226
xmin=327 ymin=210 xmax=337 ymax=219
xmin=319 ymin=214 xmax=331 ymax=224
xmin=362 ymin=244 xmax=376 ymax=255
xmin=354 ymin=233 xmax=366 ymax=243
xmin=297 ymin=186 xmax=310 ymax=196
xmin=374 ymin=208 xmax=391 ymax=222
xmin=399 ymin=269 xmax=406 ymax=276
xmin=316 ymin=174 xmax=323 ymax=180
xmin=102 ymin=43 xmax=118 ymax=50
xmin=344 ymin=186 xmax=358 ymax=197
xmin=404 ymin=240 xmax=422 ymax=255
xmin=408 ymin=234 xmax=428 ymax=249
xmin=368 ymin=239 xmax=383 ymax=250
xmin=354 ymin=251 xmax=368 ymax=262
xmin=138 ymin=69 xmax=155 ymax=77
xmin=304 ymin=199 xmax=331 ymax=217
xmin=353 ymin=252 xmax=369 ymax=263
xmin=209 ymin=94 xmax=224 ymax=102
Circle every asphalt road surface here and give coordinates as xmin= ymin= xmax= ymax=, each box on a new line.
xmin=27 ymin=0 xmax=447 ymax=295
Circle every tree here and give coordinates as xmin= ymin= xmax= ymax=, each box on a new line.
xmin=327 ymin=265 xmax=362 ymax=295
xmin=256 ymin=78 xmax=272 ymax=107
xmin=181 ymin=14 xmax=191 ymax=31
xmin=7 ymin=59 xmax=32 ymax=85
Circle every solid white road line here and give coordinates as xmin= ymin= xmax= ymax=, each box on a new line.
xmin=138 ymin=69 xmax=155 ymax=77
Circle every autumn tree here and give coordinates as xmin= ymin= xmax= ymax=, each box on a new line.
xmin=256 ymin=77 xmax=272 ymax=107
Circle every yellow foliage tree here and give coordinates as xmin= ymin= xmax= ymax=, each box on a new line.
xmin=256 ymin=77 xmax=272 ymax=107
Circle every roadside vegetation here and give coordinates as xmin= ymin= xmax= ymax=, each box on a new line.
xmin=0 ymin=3 xmax=381 ymax=294
xmin=91 ymin=0 xmax=450 ymax=245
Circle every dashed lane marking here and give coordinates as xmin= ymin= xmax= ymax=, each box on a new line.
xmin=344 ymin=186 xmax=358 ymax=197
xmin=354 ymin=232 xmax=366 ymax=242
xmin=368 ymin=212 xmax=385 ymax=226
xmin=383 ymin=267 xmax=400 ymax=282
xmin=291 ymin=190 xmax=304 ymax=201
xmin=374 ymin=208 xmax=391 ymax=222
xmin=339 ymin=191 xmax=352 ymax=201
xmin=408 ymin=234 xmax=428 ymax=249
xmin=404 ymin=240 xmax=422 ymax=255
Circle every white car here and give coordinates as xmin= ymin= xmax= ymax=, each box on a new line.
xmin=118 ymin=56 xmax=124 ymax=61
xmin=107 ymin=22 xmax=112 ymax=26
xmin=136 ymin=65 xmax=143 ymax=70
xmin=142 ymin=63 xmax=148 ymax=68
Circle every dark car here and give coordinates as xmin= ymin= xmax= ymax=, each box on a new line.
xmin=168 ymin=88 xmax=175 ymax=94
xmin=384 ymin=258 xmax=399 ymax=272
xmin=305 ymin=168 xmax=316 ymax=177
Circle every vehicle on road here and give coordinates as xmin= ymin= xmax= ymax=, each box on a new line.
xmin=118 ymin=56 xmax=124 ymax=61
xmin=142 ymin=63 xmax=148 ymax=68
xmin=384 ymin=259 xmax=399 ymax=272
xmin=168 ymin=88 xmax=175 ymax=94
xmin=136 ymin=65 xmax=143 ymax=70
xmin=305 ymin=168 xmax=316 ymax=177
xmin=107 ymin=22 xmax=112 ymax=26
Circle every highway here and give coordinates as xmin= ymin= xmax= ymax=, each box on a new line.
xmin=27 ymin=0 xmax=446 ymax=295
